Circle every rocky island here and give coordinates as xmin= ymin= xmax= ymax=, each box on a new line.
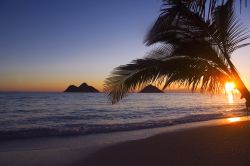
xmin=139 ymin=85 xmax=164 ymax=93
xmin=64 ymin=83 xmax=99 ymax=93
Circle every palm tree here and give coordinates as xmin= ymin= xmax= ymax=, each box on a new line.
xmin=178 ymin=0 xmax=248 ymax=17
xmin=104 ymin=0 xmax=250 ymax=108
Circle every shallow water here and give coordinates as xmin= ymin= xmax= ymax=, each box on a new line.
xmin=0 ymin=92 xmax=246 ymax=139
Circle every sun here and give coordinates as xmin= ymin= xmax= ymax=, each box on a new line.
xmin=227 ymin=117 xmax=241 ymax=123
xmin=225 ymin=82 xmax=235 ymax=94
xmin=225 ymin=82 xmax=238 ymax=104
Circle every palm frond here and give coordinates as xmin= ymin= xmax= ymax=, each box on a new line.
xmin=146 ymin=0 xmax=249 ymax=63
xmin=211 ymin=1 xmax=250 ymax=55
xmin=145 ymin=0 xmax=185 ymax=46
xmin=147 ymin=1 xmax=249 ymax=48
xmin=104 ymin=50 xmax=231 ymax=104
xmin=172 ymin=0 xmax=248 ymax=18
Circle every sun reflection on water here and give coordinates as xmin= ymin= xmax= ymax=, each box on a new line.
xmin=227 ymin=93 xmax=234 ymax=104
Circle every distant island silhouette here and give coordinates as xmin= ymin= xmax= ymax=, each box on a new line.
xmin=139 ymin=85 xmax=164 ymax=93
xmin=64 ymin=83 xmax=99 ymax=93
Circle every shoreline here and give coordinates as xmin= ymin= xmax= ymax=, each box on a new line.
xmin=82 ymin=117 xmax=250 ymax=166
xmin=0 ymin=112 xmax=247 ymax=141
xmin=1 ymin=117 xmax=250 ymax=166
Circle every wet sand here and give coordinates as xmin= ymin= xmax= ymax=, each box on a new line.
xmin=1 ymin=118 xmax=250 ymax=166
xmin=82 ymin=119 xmax=250 ymax=166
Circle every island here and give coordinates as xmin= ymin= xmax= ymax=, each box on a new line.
xmin=64 ymin=83 xmax=99 ymax=93
xmin=139 ymin=85 xmax=164 ymax=93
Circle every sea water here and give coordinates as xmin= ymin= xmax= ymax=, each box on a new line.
xmin=0 ymin=92 xmax=246 ymax=139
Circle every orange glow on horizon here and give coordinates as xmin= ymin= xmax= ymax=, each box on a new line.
xmin=0 ymin=80 xmax=104 ymax=92
xmin=1 ymin=78 xmax=250 ymax=93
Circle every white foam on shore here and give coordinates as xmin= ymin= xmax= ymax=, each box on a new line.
xmin=1 ymin=116 xmax=250 ymax=166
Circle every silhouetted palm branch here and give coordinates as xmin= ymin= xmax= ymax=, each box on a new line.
xmin=105 ymin=47 xmax=231 ymax=104
xmin=161 ymin=0 xmax=248 ymax=21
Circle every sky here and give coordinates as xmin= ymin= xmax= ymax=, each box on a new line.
xmin=0 ymin=0 xmax=250 ymax=92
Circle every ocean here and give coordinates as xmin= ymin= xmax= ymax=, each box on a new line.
xmin=0 ymin=92 xmax=246 ymax=140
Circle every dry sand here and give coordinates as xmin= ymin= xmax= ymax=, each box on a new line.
xmin=82 ymin=120 xmax=250 ymax=166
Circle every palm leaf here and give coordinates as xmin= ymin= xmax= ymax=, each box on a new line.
xmin=104 ymin=49 xmax=231 ymax=104
xmin=211 ymin=0 xmax=250 ymax=55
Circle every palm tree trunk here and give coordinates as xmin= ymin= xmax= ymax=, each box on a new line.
xmin=227 ymin=59 xmax=250 ymax=109
xmin=232 ymin=73 xmax=250 ymax=109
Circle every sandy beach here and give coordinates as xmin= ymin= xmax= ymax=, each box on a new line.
xmin=82 ymin=118 xmax=250 ymax=166
xmin=1 ymin=117 xmax=250 ymax=166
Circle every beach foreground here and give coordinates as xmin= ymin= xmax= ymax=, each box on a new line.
xmin=82 ymin=119 xmax=250 ymax=166
xmin=1 ymin=118 xmax=250 ymax=166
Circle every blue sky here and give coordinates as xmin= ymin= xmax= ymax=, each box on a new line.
xmin=0 ymin=0 xmax=249 ymax=92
